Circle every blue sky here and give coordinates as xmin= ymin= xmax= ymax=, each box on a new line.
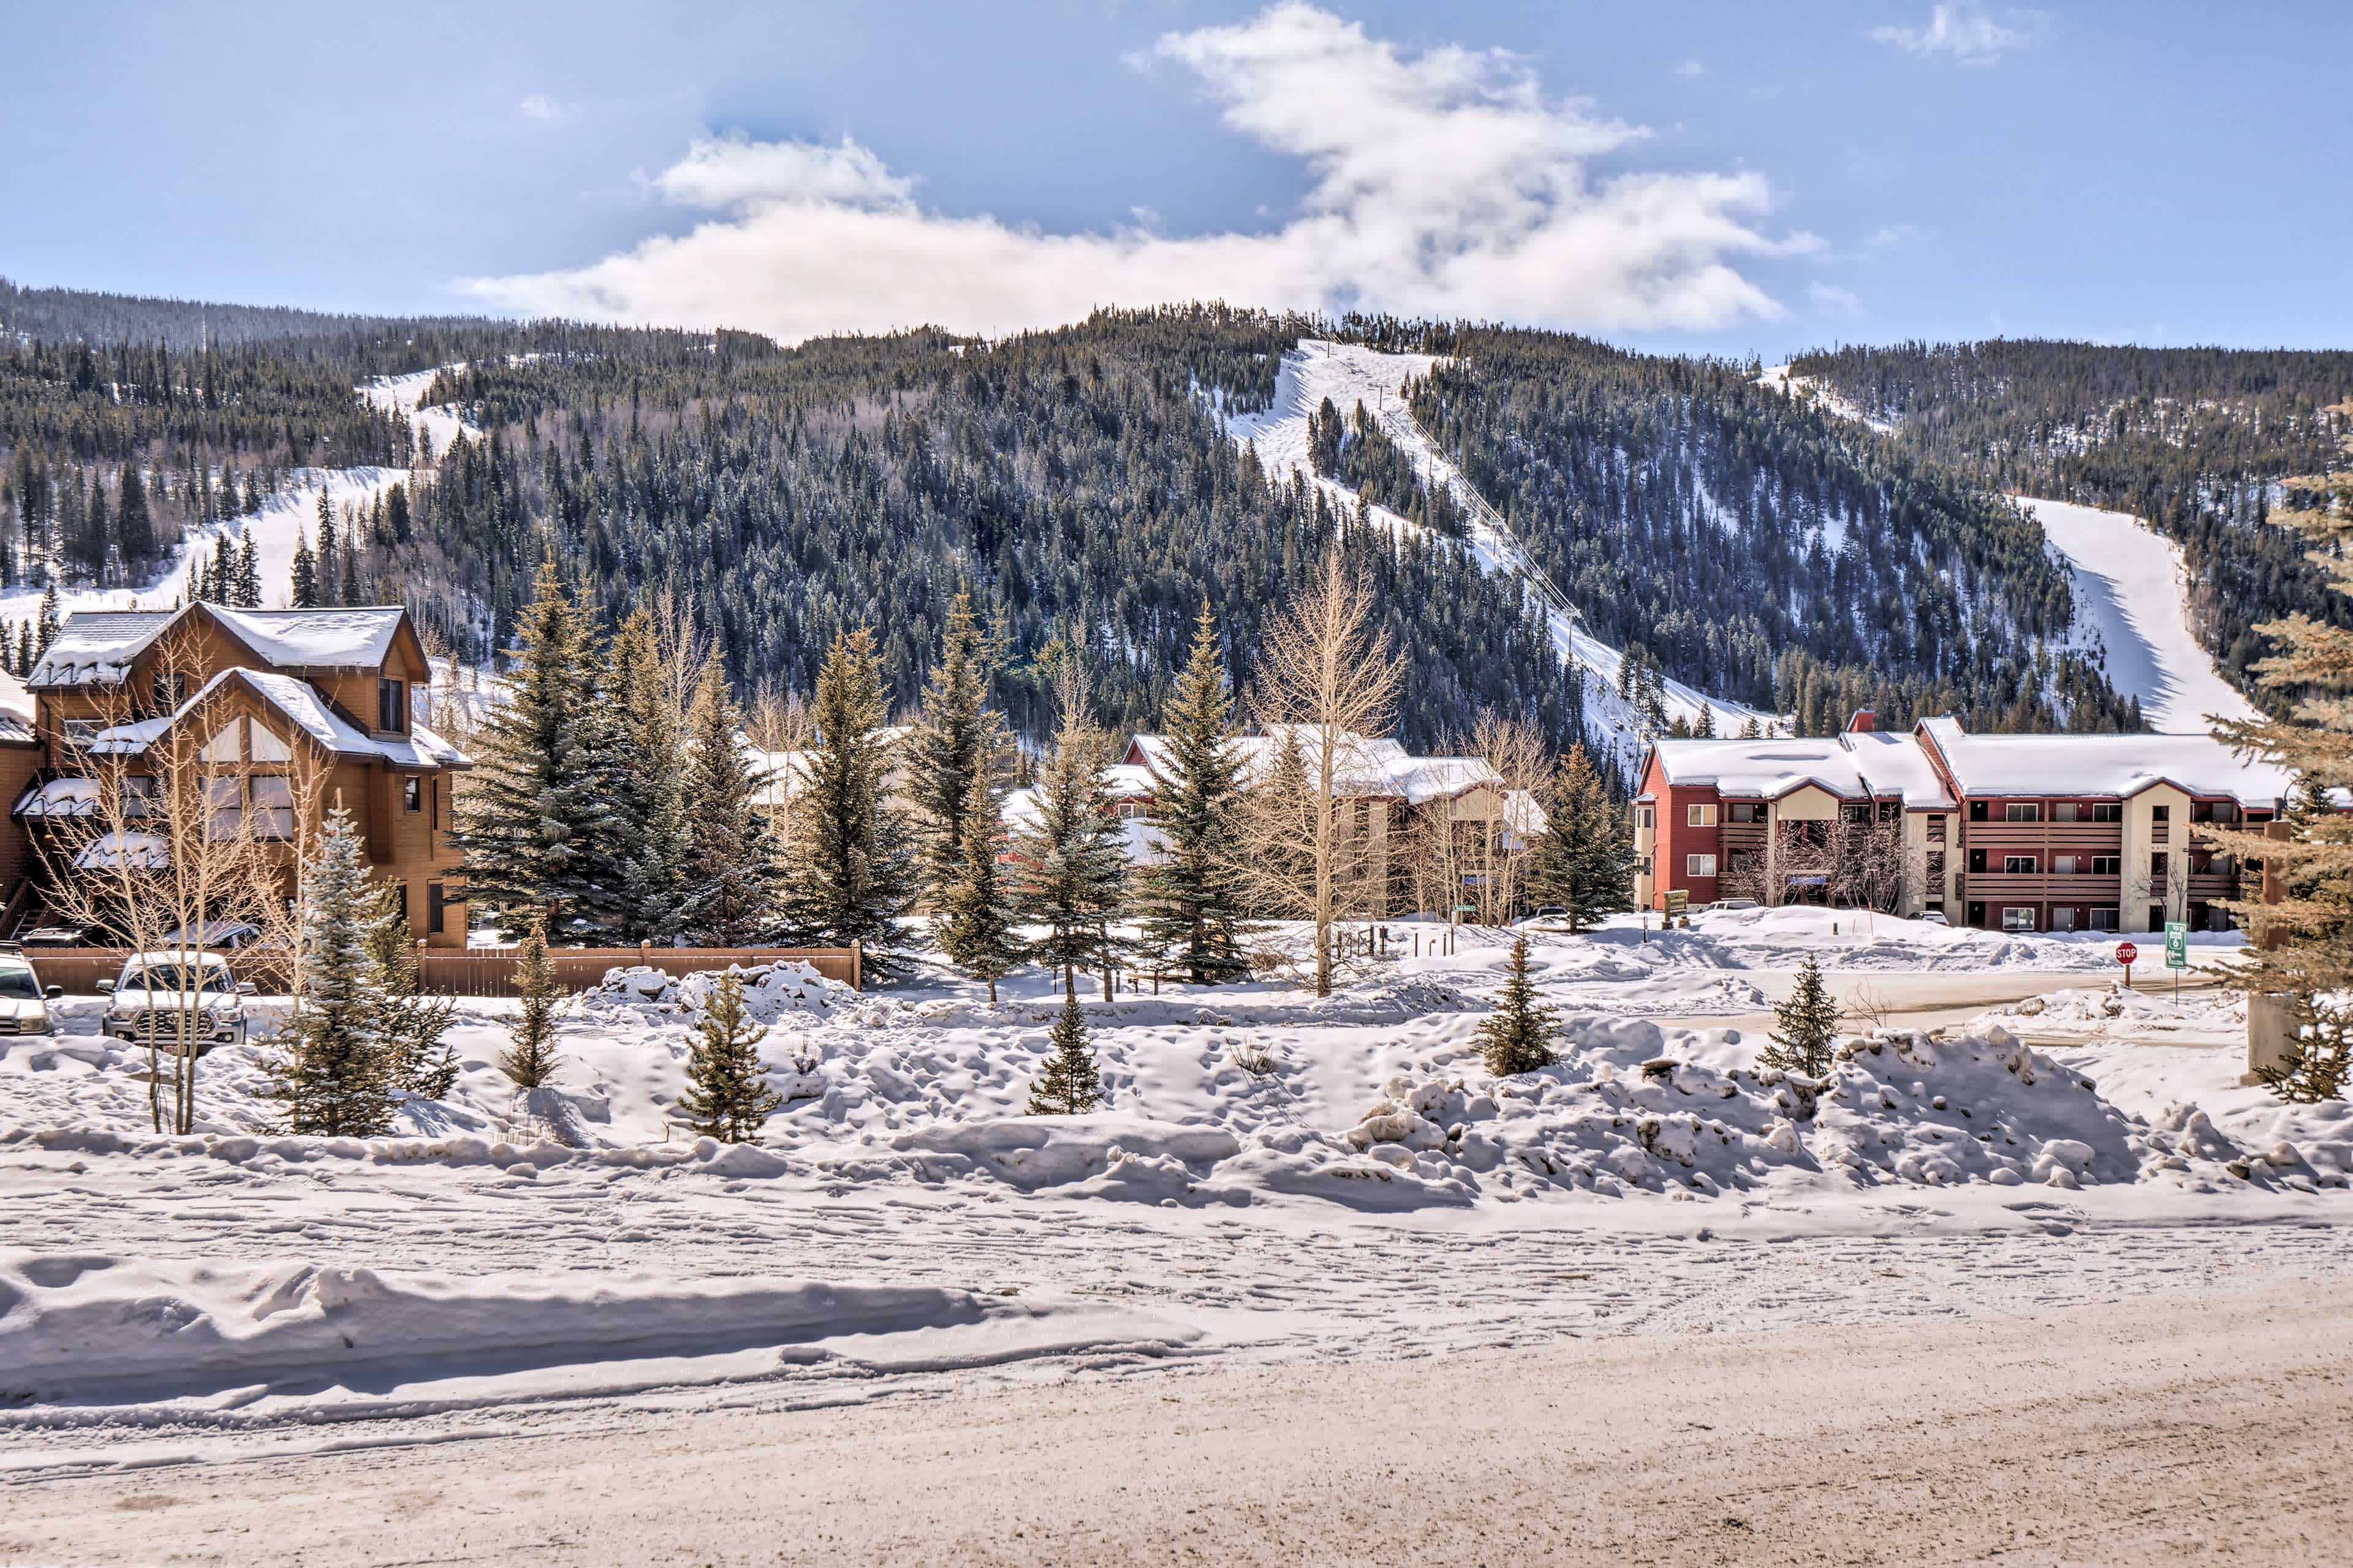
xmin=4 ymin=1 xmax=2345 ymax=358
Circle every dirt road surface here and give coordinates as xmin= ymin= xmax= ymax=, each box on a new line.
xmin=10 ymin=1279 xmax=2344 ymax=1566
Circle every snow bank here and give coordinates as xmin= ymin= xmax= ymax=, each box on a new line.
xmin=0 ymin=1252 xmax=1199 ymax=1411
xmin=583 ymin=960 xmax=846 ymax=1025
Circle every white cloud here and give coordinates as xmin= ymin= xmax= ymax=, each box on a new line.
xmin=1674 ymin=59 xmax=1705 ymax=78
xmin=1870 ymin=5 xmax=2045 ymax=67
xmin=1808 ymin=282 xmax=1864 ymax=315
xmin=518 ymin=94 xmax=565 ymax=123
xmin=1868 ymin=223 xmax=1925 ymax=249
xmin=464 ymin=4 xmax=1803 ymax=341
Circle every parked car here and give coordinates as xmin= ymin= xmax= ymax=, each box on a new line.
xmin=0 ymin=946 xmax=64 ymax=1036
xmin=20 ymin=925 xmax=104 ymax=947
xmin=97 ymin=951 xmax=256 ymax=1056
xmin=1711 ymin=898 xmax=1760 ymax=912
xmin=162 ymin=920 xmax=265 ymax=952
xmin=1919 ymin=910 xmax=1950 ymax=926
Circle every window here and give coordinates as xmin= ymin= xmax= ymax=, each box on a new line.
xmin=2151 ymin=805 xmax=2170 ymax=824
xmin=392 ymin=884 xmax=409 ymax=923
xmin=2052 ymin=802 xmax=2080 ymax=823
xmin=200 ymin=722 xmax=241 ymax=763
xmin=1926 ymin=852 xmax=1946 ymax=880
xmin=1727 ymin=801 xmax=1763 ymax=824
xmin=2048 ymin=907 xmax=2076 ymax=932
xmin=1728 ymin=850 xmax=1762 ymax=873
xmin=2004 ymin=802 xmax=2041 ymax=822
xmin=2209 ymin=802 xmax=2239 ymax=825
xmin=378 ymin=678 xmax=408 ymax=733
xmin=2092 ymin=802 xmax=2121 ymax=822
xmin=2004 ymin=855 xmax=2037 ymax=874
xmin=2052 ymin=855 xmax=2078 ymax=875
xmin=1969 ymin=801 xmax=1988 ymax=822
xmin=1639 ymin=807 xmax=1654 ymax=830
xmin=205 ymin=775 xmax=243 ymax=839
xmin=118 ymin=775 xmax=155 ymax=817
xmin=2150 ymin=851 xmax=2169 ymax=877
xmin=2091 ymin=855 xmax=2120 ymax=876
xmin=1686 ymin=803 xmax=1716 ymax=827
xmin=250 ymin=776 xmax=293 ymax=839
xmin=2090 ymin=907 xmax=2120 ymax=932
xmin=2002 ymin=907 xmax=2037 ymax=933
xmin=1840 ymin=803 xmax=1871 ymax=825
xmin=427 ymin=882 xmax=446 ymax=936
xmin=1879 ymin=801 xmax=1900 ymax=823
xmin=1637 ymin=856 xmax=1651 ymax=876
xmin=62 ymin=719 xmax=102 ymax=746
xmin=1686 ymin=854 xmax=1717 ymax=877
xmin=1927 ymin=816 xmax=1946 ymax=843
xmin=1968 ymin=849 xmax=1988 ymax=874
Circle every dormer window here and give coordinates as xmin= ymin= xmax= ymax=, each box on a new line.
xmin=378 ymin=678 xmax=407 ymax=733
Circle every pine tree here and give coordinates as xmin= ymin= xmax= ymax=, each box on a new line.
xmin=233 ymin=526 xmax=261 ymax=607
xmin=339 ymin=525 xmax=361 ymax=605
xmin=77 ymin=471 xmax=109 ymax=579
xmin=607 ymin=607 xmax=692 ymax=942
xmin=290 ymin=525 xmax=318 ymax=607
xmin=1135 ymin=605 xmax=1253 ymax=983
xmin=317 ymin=502 xmax=341 ymax=606
xmin=267 ymin=809 xmax=400 ymax=1136
xmin=453 ymin=562 xmax=626 ymax=934
xmin=2211 ymin=437 xmax=2353 ymax=1102
xmin=907 ymin=591 xmax=1004 ymax=910
xmin=34 ymin=585 xmax=58 ymax=656
xmin=1028 ymin=992 xmax=1102 ymax=1115
xmin=938 ymin=763 xmax=1025 ymax=1001
xmin=1475 ymin=936 xmax=1558 ymax=1076
xmin=1760 ymin=956 xmax=1841 ymax=1077
xmin=501 ymin=919 xmax=561 ymax=1088
xmin=1526 ymin=744 xmax=1635 ymax=931
xmin=363 ymin=885 xmax=458 ymax=1098
xmin=675 ymin=971 xmax=783 ymax=1142
xmin=1012 ymin=689 xmax=1129 ymax=1002
xmin=678 ymin=659 xmax=784 ymax=944
xmin=115 ymin=463 xmax=154 ymax=566
xmin=777 ymin=628 xmax=917 ymax=973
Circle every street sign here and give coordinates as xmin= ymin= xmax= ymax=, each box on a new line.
xmin=2164 ymin=922 xmax=2189 ymax=969
xmin=2116 ymin=939 xmax=2137 ymax=988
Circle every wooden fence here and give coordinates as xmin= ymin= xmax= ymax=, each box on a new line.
xmin=14 ymin=943 xmax=862 ymax=998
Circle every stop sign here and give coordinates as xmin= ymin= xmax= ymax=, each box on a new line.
xmin=2115 ymin=941 xmax=2139 ymax=966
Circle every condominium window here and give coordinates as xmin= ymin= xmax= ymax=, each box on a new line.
xmin=2092 ymin=803 xmax=2121 ymax=822
xmin=2048 ymin=907 xmax=2076 ymax=932
xmin=2090 ymin=907 xmax=2120 ymax=931
xmin=2004 ymin=802 xmax=2040 ymax=822
xmin=1840 ymin=803 xmax=1871 ymax=825
xmin=2002 ymin=907 xmax=2036 ymax=933
xmin=1926 ymin=852 xmax=1945 ymax=879
xmin=1686 ymin=803 xmax=1716 ymax=827
xmin=2052 ymin=855 xmax=2078 ymax=875
xmin=2004 ymin=855 xmax=2037 ymax=874
xmin=1686 ymin=854 xmax=1717 ymax=876
xmin=378 ymin=678 xmax=408 ymax=733
xmin=2090 ymin=855 xmax=2120 ymax=875
xmin=1639 ymin=808 xmax=1653 ymax=830
xmin=1927 ymin=816 xmax=1946 ymax=843
xmin=2151 ymin=852 xmax=2169 ymax=876
xmin=2052 ymin=802 xmax=2081 ymax=822
xmin=2150 ymin=805 xmax=2170 ymax=824
xmin=1727 ymin=801 xmax=1762 ymax=824
xmin=427 ymin=881 xmax=445 ymax=936
xmin=404 ymin=776 xmax=423 ymax=813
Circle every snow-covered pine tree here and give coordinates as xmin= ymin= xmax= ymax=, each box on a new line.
xmin=607 ymin=606 xmax=692 ymax=942
xmin=777 ymin=628 xmax=916 ymax=974
xmin=1760 ymin=956 xmax=1841 ymax=1077
xmin=907 ymin=591 xmax=1006 ymax=911
xmin=1475 ymin=936 xmax=1558 ymax=1076
xmin=290 ymin=526 xmax=318 ymax=608
xmin=675 ymin=971 xmax=782 ymax=1142
xmin=1526 ymin=743 xmax=1635 ymax=931
xmin=316 ymin=505 xmax=340 ymax=607
xmin=267 ymin=809 xmax=400 ymax=1137
xmin=452 ymin=562 xmax=626 ymax=936
xmin=938 ymin=763 xmax=1025 ymax=1001
xmin=1135 ymin=605 xmax=1253 ymax=983
xmin=35 ymin=583 xmax=58 ymax=654
xmin=363 ymin=884 xmax=458 ymax=1098
xmin=2212 ymin=436 xmax=2353 ymax=1102
xmin=1028 ymin=992 xmax=1102 ymax=1115
xmin=338 ymin=524 xmax=360 ymax=606
xmin=233 ymin=527 xmax=260 ymax=606
xmin=678 ymin=659 xmax=785 ymax=945
xmin=501 ymin=919 xmax=561 ymax=1088
xmin=1012 ymin=684 xmax=1129 ymax=1002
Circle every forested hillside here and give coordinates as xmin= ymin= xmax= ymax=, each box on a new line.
xmin=1 ymin=282 xmax=2154 ymax=754
xmin=1789 ymin=339 xmax=2353 ymax=687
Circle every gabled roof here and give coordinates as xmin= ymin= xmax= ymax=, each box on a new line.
xmin=1915 ymin=716 xmax=2290 ymax=807
xmin=1126 ymin=727 xmax=1512 ymax=806
xmin=1648 ymin=737 xmax=1870 ymax=801
xmin=29 ymin=602 xmax=417 ymax=688
xmin=1843 ymin=729 xmax=1958 ymax=810
xmin=88 ymin=667 xmax=471 ymax=771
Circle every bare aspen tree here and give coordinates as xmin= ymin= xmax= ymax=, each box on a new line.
xmin=1468 ymin=711 xmax=1550 ymax=924
xmin=648 ymin=582 xmax=711 ymax=719
xmin=35 ymin=629 xmax=330 ymax=1134
xmin=745 ymin=682 xmax=816 ymax=872
xmin=1239 ymin=548 xmax=1402 ymax=998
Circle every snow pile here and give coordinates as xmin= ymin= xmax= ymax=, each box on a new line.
xmin=1979 ymin=985 xmax=2245 ymax=1037
xmin=0 ymin=1251 xmax=1199 ymax=1412
xmin=583 ymin=961 xmax=846 ymax=1025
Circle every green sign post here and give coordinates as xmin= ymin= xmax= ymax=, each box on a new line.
xmin=2164 ymin=920 xmax=2188 ymax=1000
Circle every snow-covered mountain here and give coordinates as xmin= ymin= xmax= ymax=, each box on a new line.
xmin=1227 ymin=339 xmax=1778 ymax=771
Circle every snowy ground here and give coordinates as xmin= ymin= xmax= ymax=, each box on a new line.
xmin=2 ymin=911 xmax=2345 ymax=1470
xmin=360 ymin=366 xmax=480 ymax=463
xmin=1226 ymin=340 xmax=1776 ymax=765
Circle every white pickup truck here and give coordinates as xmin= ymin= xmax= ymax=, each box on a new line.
xmin=96 ymin=951 xmax=257 ymax=1056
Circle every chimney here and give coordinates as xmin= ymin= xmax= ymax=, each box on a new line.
xmin=1846 ymin=708 xmax=1876 ymax=733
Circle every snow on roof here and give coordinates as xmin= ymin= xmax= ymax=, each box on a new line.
xmin=28 ymin=611 xmax=180 ymax=686
xmin=85 ymin=668 xmax=469 ymax=770
xmin=1651 ymin=737 xmax=1870 ymax=801
xmin=211 ymin=606 xmax=406 ymax=670
xmin=1843 ymin=730 xmax=1957 ymax=810
xmin=1129 ymin=727 xmax=1508 ymax=804
xmin=12 ymin=776 xmax=102 ymax=819
xmin=1917 ymin=716 xmax=2290 ymax=806
xmin=0 ymin=668 xmax=34 ymax=736
xmin=73 ymin=830 xmax=169 ymax=871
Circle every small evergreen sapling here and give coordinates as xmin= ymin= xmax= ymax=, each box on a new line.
xmin=363 ymin=887 xmax=458 ymax=1099
xmin=501 ymin=920 xmax=562 ymax=1089
xmin=267 ymin=809 xmax=399 ymax=1137
xmin=1475 ymin=936 xmax=1558 ymax=1077
xmin=1028 ymin=994 xmax=1102 ymax=1115
xmin=676 ymin=971 xmax=784 ymax=1142
xmin=937 ymin=764 xmax=1025 ymax=1001
xmin=1760 ymin=956 xmax=1841 ymax=1078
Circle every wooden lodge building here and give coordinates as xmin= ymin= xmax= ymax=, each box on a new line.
xmin=0 ymin=602 xmax=472 ymax=943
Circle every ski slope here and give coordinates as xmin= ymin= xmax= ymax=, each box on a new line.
xmin=1225 ymin=340 xmax=1776 ymax=766
xmin=362 ymin=366 xmax=480 ymax=461
xmin=2012 ymin=496 xmax=2259 ymax=732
